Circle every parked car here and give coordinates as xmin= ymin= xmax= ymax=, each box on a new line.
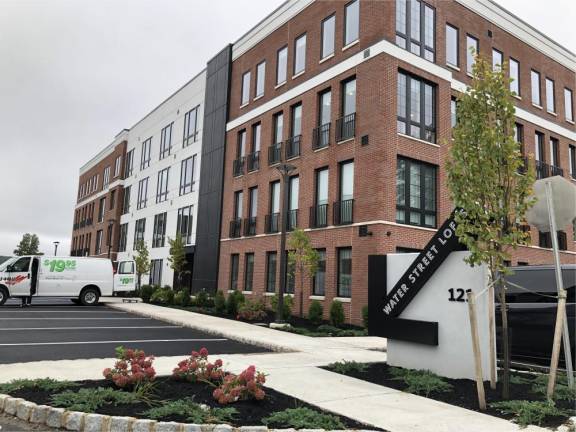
xmin=496 ymin=265 xmax=575 ymax=367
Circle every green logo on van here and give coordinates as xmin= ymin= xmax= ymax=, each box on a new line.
xmin=120 ymin=277 xmax=134 ymax=285
xmin=43 ymin=259 xmax=76 ymax=273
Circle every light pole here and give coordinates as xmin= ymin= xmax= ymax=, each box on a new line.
xmin=275 ymin=163 xmax=296 ymax=324
xmin=107 ymin=218 xmax=116 ymax=259
xmin=53 ymin=241 xmax=59 ymax=256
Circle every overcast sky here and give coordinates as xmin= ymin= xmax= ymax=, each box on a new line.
xmin=0 ymin=0 xmax=574 ymax=256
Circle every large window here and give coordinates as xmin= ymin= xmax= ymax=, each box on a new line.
xmin=397 ymin=71 xmax=436 ymax=143
xmin=255 ymin=62 xmax=266 ymax=98
xmin=316 ymin=167 xmax=329 ymax=207
xmin=546 ymin=78 xmax=556 ymax=113
xmin=183 ymin=106 xmax=199 ymax=146
xmin=445 ymin=24 xmax=458 ymax=67
xmin=276 ymin=46 xmax=288 ymax=85
xmin=396 ymin=158 xmax=437 ymax=228
xmin=266 ymin=252 xmax=277 ymax=293
xmin=137 ymin=177 xmax=149 ymax=209
xmin=114 ymin=156 xmax=122 ymax=178
xmin=466 ymin=35 xmax=478 ymax=74
xmin=534 ymin=132 xmax=544 ymax=162
xmin=569 ymin=145 xmax=576 ymax=179
xmin=140 ymin=138 xmax=151 ymax=170
xmin=492 ymin=49 xmax=503 ymax=70
xmin=565 ymin=88 xmax=574 ymax=122
xmin=122 ymin=186 xmax=131 ymax=215
xmin=450 ymin=97 xmax=457 ymax=128
xmin=288 ymin=176 xmax=299 ymax=230
xmin=95 ymin=230 xmax=103 ymax=255
xmin=234 ymin=190 xmax=243 ymax=220
xmin=230 ymin=254 xmax=239 ymax=291
xmin=319 ymin=89 xmax=332 ymax=126
xmin=160 ymin=123 xmax=173 ymax=160
xmin=156 ymin=167 xmax=169 ymax=203
xmin=150 ymin=260 xmax=162 ymax=286
xmin=118 ymin=223 xmax=128 ymax=253
xmin=98 ymin=197 xmax=106 ymax=222
xmin=342 ymin=78 xmax=356 ymax=117
xmin=294 ymin=34 xmax=307 ymax=75
xmin=133 ymin=218 xmax=146 ymax=249
xmin=337 ymin=247 xmax=352 ymax=298
xmin=321 ymin=15 xmax=335 ymax=59
xmin=241 ymin=71 xmax=251 ymax=106
xmin=103 ymin=166 xmax=110 ymax=190
xmin=395 ymin=0 xmax=435 ymax=61
xmin=273 ymin=112 xmax=284 ymax=144
xmin=312 ymin=249 xmax=326 ymax=296
xmin=152 ymin=212 xmax=167 ymax=248
xmin=344 ymin=0 xmax=360 ymax=46
xmin=124 ymin=149 xmax=134 ymax=178
xmin=176 ymin=205 xmax=193 ymax=245
xmin=531 ymin=70 xmax=541 ymax=106
xmin=509 ymin=58 xmax=520 ymax=96
xmin=244 ymin=253 xmax=254 ymax=292
xmin=549 ymin=137 xmax=559 ymax=168
xmin=291 ymin=103 xmax=302 ymax=138
xmin=179 ymin=155 xmax=196 ymax=195
xmin=237 ymin=129 xmax=247 ymax=158
xmin=339 ymin=161 xmax=354 ymax=202
xmin=252 ymin=123 xmax=261 ymax=153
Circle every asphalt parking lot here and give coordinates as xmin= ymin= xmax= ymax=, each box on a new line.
xmin=0 ymin=298 xmax=268 ymax=364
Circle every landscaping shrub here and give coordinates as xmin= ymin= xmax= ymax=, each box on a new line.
xmin=172 ymin=347 xmax=224 ymax=383
xmin=270 ymin=294 xmax=293 ymax=321
xmin=226 ymin=290 xmax=245 ymax=316
xmin=362 ymin=305 xmax=369 ymax=329
xmin=263 ymin=407 xmax=344 ymax=430
xmin=490 ymin=400 xmax=569 ymax=427
xmin=531 ymin=374 xmax=576 ymax=401
xmin=174 ymin=290 xmax=191 ymax=307
xmin=0 ymin=378 xmax=77 ymax=394
xmin=103 ymin=347 xmax=156 ymax=388
xmin=139 ymin=285 xmax=156 ymax=303
xmin=213 ymin=365 xmax=266 ymax=404
xmin=150 ymin=287 xmax=174 ymax=305
xmin=329 ymin=300 xmax=345 ymax=327
xmin=51 ymin=387 xmax=140 ymax=412
xmin=196 ymin=290 xmax=209 ymax=308
xmin=308 ymin=300 xmax=323 ymax=325
xmin=389 ymin=367 xmax=453 ymax=397
xmin=214 ymin=290 xmax=226 ymax=315
xmin=317 ymin=324 xmax=342 ymax=335
xmin=237 ymin=298 xmax=267 ymax=321
xmin=143 ymin=398 xmax=237 ymax=423
xmin=327 ymin=361 xmax=368 ymax=375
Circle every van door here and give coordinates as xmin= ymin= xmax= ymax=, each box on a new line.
xmin=5 ymin=257 xmax=32 ymax=297
xmin=114 ymin=261 xmax=136 ymax=292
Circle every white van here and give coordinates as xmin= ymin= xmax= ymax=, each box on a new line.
xmin=0 ymin=256 xmax=136 ymax=306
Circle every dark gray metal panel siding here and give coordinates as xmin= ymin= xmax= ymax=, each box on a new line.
xmin=192 ymin=45 xmax=232 ymax=293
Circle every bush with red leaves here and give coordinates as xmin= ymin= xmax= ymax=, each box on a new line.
xmin=103 ymin=347 xmax=156 ymax=388
xmin=172 ymin=347 xmax=225 ymax=383
xmin=213 ymin=365 xmax=266 ymax=404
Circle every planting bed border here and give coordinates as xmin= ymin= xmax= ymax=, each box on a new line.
xmin=0 ymin=393 xmax=376 ymax=432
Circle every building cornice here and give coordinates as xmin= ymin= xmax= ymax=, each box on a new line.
xmin=79 ymin=130 xmax=129 ymax=175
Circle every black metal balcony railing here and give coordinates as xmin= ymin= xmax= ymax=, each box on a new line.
xmin=233 ymin=157 xmax=245 ymax=177
xmin=309 ymin=204 xmax=329 ymax=228
xmin=285 ymin=135 xmax=301 ymax=159
xmin=268 ymin=143 xmax=282 ymax=165
xmin=243 ymin=217 xmax=257 ymax=236
xmin=287 ymin=209 xmax=298 ymax=231
xmin=550 ymin=165 xmax=564 ymax=177
xmin=535 ymin=160 xmax=564 ymax=179
xmin=336 ymin=113 xmax=356 ymax=142
xmin=333 ymin=199 xmax=354 ymax=225
xmin=312 ymin=123 xmax=331 ymax=150
xmin=247 ymin=151 xmax=260 ymax=172
xmin=265 ymin=213 xmax=280 ymax=233
xmin=229 ymin=219 xmax=242 ymax=238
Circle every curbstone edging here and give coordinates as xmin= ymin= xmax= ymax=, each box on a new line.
xmin=182 ymin=425 xmax=203 ymax=432
xmin=239 ymin=427 xmax=268 ymax=432
xmin=0 ymin=393 xmax=9 ymax=412
xmin=64 ymin=410 xmax=85 ymax=431
xmin=46 ymin=406 xmax=66 ymax=428
xmin=16 ymin=400 xmax=36 ymax=421
xmin=132 ymin=418 xmax=157 ymax=432
xmin=83 ymin=413 xmax=110 ymax=432
xmin=155 ymin=421 xmax=183 ymax=432
xmin=4 ymin=397 xmax=23 ymax=416
xmin=30 ymin=404 xmax=50 ymax=424
xmin=109 ymin=415 xmax=136 ymax=432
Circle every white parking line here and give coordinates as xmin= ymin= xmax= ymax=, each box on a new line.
xmin=0 ymin=338 xmax=227 ymax=347
xmin=0 ymin=326 xmax=182 ymax=331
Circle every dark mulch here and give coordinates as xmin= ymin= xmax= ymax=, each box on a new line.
xmin=9 ymin=377 xmax=380 ymax=429
xmin=323 ymin=362 xmax=575 ymax=428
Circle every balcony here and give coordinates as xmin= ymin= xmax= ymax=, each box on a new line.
xmin=243 ymin=217 xmax=257 ymax=236
xmin=229 ymin=219 xmax=242 ymax=238
xmin=336 ymin=113 xmax=356 ymax=142
xmin=247 ymin=151 xmax=260 ymax=172
xmin=265 ymin=213 xmax=280 ymax=233
xmin=268 ymin=142 xmax=282 ymax=165
xmin=535 ymin=160 xmax=564 ymax=179
xmin=285 ymin=135 xmax=301 ymax=159
xmin=333 ymin=199 xmax=354 ymax=225
xmin=287 ymin=209 xmax=298 ymax=231
xmin=309 ymin=204 xmax=329 ymax=228
xmin=312 ymin=123 xmax=330 ymax=150
xmin=233 ymin=157 xmax=245 ymax=177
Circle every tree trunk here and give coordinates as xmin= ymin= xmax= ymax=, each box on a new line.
xmin=499 ymin=277 xmax=511 ymax=399
xmin=488 ymin=282 xmax=497 ymax=389
xmin=299 ymin=267 xmax=304 ymax=317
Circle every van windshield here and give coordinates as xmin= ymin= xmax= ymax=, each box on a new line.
xmin=0 ymin=257 xmax=16 ymax=272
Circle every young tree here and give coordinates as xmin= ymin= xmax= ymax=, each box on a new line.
xmin=288 ymin=228 xmax=320 ymax=317
xmin=167 ymin=233 xmax=188 ymax=291
xmin=14 ymin=233 xmax=41 ymax=256
xmin=446 ymin=55 xmax=536 ymax=399
xmin=134 ymin=240 xmax=151 ymax=291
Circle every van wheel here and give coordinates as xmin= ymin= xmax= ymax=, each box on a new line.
xmin=80 ymin=288 xmax=99 ymax=306
xmin=0 ymin=288 xmax=8 ymax=306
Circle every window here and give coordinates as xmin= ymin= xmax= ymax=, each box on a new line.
xmin=565 ymin=88 xmax=574 ymax=122
xmin=160 ymin=123 xmax=173 ymax=159
xmin=95 ymin=230 xmax=103 ymax=255
xmin=273 ymin=112 xmax=284 ymax=144
xmin=312 ymin=249 xmax=326 ymax=296
xmin=514 ymin=123 xmax=524 ymax=153
xmin=176 ymin=205 xmax=193 ymax=245
xmin=255 ymin=62 xmax=266 ymax=98
xmin=294 ymin=34 xmax=307 ymax=75
xmin=183 ymin=106 xmax=199 ymax=146
xmin=492 ymin=49 xmax=503 ymax=70
xmin=114 ymin=156 xmax=122 ymax=178
xmin=397 ymin=71 xmax=436 ymax=142
xmin=252 ymin=123 xmax=261 ymax=153
xmin=244 ymin=253 xmax=254 ymax=292
xmin=445 ymin=24 xmax=458 ymax=67
xmin=230 ymin=254 xmax=239 ymax=291
xmin=509 ymin=58 xmax=520 ymax=96
xmin=276 ymin=46 xmax=288 ymax=85
xmin=319 ymin=89 xmax=332 ymax=126
xmin=156 ymin=167 xmax=169 ymax=203
xmin=291 ymin=103 xmax=302 ymax=138
xmin=179 ymin=155 xmax=196 ymax=195
xmin=344 ymin=0 xmax=360 ymax=46
xmin=98 ymin=197 xmax=106 ymax=222
xmin=534 ymin=132 xmax=544 ymax=162
xmin=152 ymin=212 xmax=167 ymax=248
xmin=103 ymin=166 xmax=110 ymax=189
xmin=466 ymin=35 xmax=478 ymax=74
xmin=395 ymin=0 xmax=435 ymax=61
xmin=288 ymin=176 xmax=299 ymax=230
xmin=237 ymin=130 xmax=246 ymax=158
xmin=133 ymin=218 xmax=146 ymax=249
xmin=531 ymin=70 xmax=541 ymax=106
xmin=270 ymin=181 xmax=280 ymax=215
xmin=124 ymin=149 xmax=134 ymax=178
xmin=118 ymin=261 xmax=134 ymax=275
xmin=569 ymin=145 xmax=576 ymax=179
xmin=342 ymin=78 xmax=356 ymax=117
xmin=450 ymin=97 xmax=457 ymax=128
xmin=140 ymin=138 xmax=151 ymax=170
xmin=266 ymin=252 xmax=277 ymax=293
xmin=546 ymin=78 xmax=556 ymax=113
xmin=241 ymin=71 xmax=251 ymax=105
xmin=137 ymin=177 xmax=149 ymax=209
xmin=150 ymin=260 xmax=163 ymax=286
xmin=234 ymin=190 xmax=243 ymax=220
xmin=396 ymin=158 xmax=437 ymax=227
xmin=321 ymin=15 xmax=335 ymax=59
xmin=118 ymin=223 xmax=128 ymax=252
xmin=122 ymin=186 xmax=131 ymax=214
xmin=316 ymin=167 xmax=329 ymax=207
xmin=109 ymin=190 xmax=116 ymax=210
xmin=337 ymin=247 xmax=352 ymax=297
xmin=285 ymin=250 xmax=295 ymax=294
xmin=340 ymin=161 xmax=354 ymax=202
xmin=550 ymin=137 xmax=559 ymax=168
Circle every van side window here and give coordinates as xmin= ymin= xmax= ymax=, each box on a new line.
xmin=10 ymin=257 xmax=31 ymax=272
xmin=118 ymin=262 xmax=135 ymax=275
